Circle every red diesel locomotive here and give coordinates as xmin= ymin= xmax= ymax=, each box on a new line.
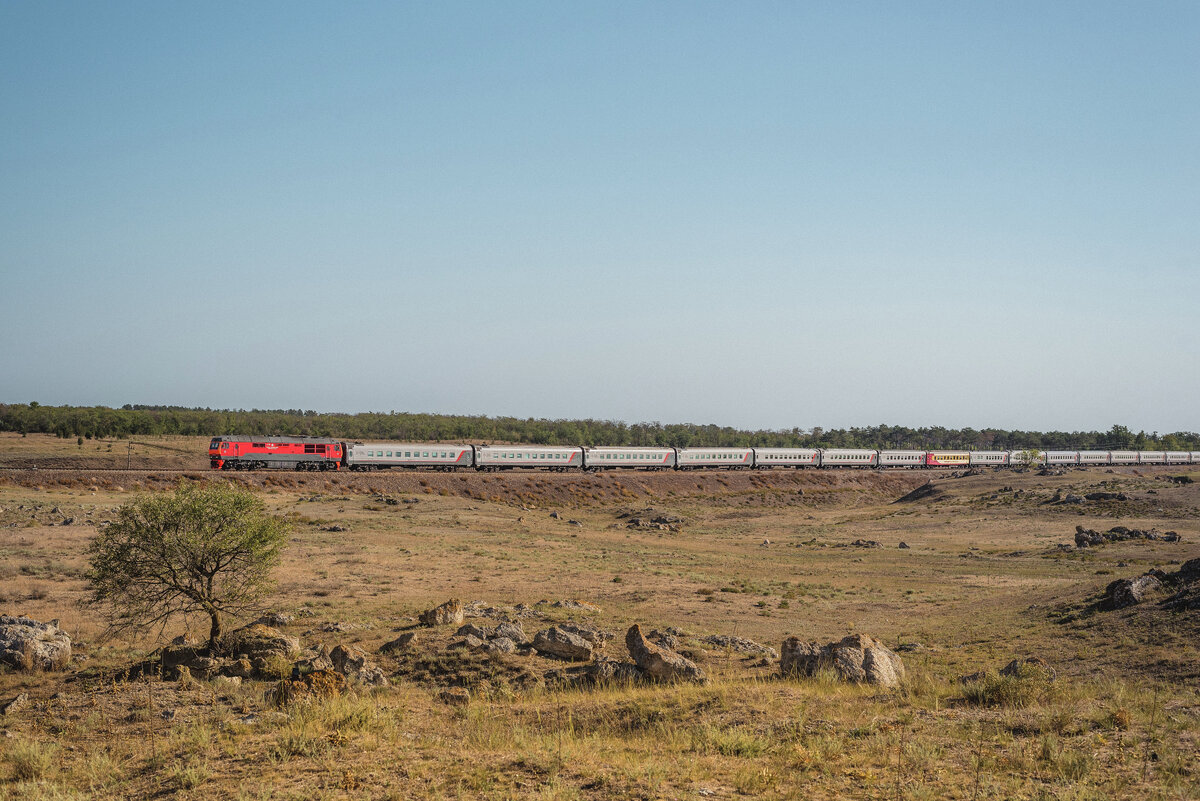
xmin=209 ymin=436 xmax=343 ymax=471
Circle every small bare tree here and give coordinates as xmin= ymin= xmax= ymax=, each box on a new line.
xmin=85 ymin=481 xmax=289 ymax=651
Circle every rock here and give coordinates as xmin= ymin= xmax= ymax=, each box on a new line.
xmin=550 ymin=511 xmax=561 ymax=519
xmin=1059 ymin=494 xmax=1084 ymax=505
xmin=420 ymin=599 xmax=464 ymax=627
xmin=220 ymin=623 xmax=300 ymax=660
xmin=379 ymin=633 xmax=416 ymax=654
xmin=780 ymin=634 xmax=906 ymax=688
xmin=492 ymin=622 xmax=526 ymax=643
xmin=449 ymin=634 xmax=488 ymax=652
xmin=538 ymin=599 xmax=602 ymax=613
xmin=222 ymin=657 xmax=254 ymax=679
xmin=291 ymin=647 xmax=334 ymax=677
xmin=850 ymin=539 xmax=882 ymax=548
xmin=270 ymin=669 xmax=347 ymax=707
xmin=700 ymin=635 xmax=778 ymax=659
xmin=322 ymin=525 xmax=348 ymax=532
xmin=330 ymin=645 xmax=388 ymax=686
xmin=487 ymin=637 xmax=517 ymax=654
xmin=455 ymin=623 xmax=490 ymax=640
xmin=532 ymin=627 xmax=596 ymax=661
xmin=438 ymin=688 xmax=470 ymax=706
xmin=0 ymin=616 xmax=72 ymax=672
xmin=214 ymin=675 xmax=242 ymax=687
xmin=568 ymin=520 xmax=583 ymax=527
xmin=256 ymin=612 xmax=294 ymax=627
xmin=1104 ymin=574 xmax=1164 ymax=609
xmin=0 ymin=693 xmax=29 ymax=715
xmin=625 ymin=624 xmax=706 ymax=684
xmin=898 ymin=542 xmax=910 ymax=549
xmin=317 ymin=622 xmax=357 ymax=633
xmin=1075 ymin=525 xmax=1183 ymax=548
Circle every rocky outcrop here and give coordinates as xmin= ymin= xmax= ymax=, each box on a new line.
xmin=420 ymin=599 xmax=464 ymax=627
xmin=700 ymin=634 xmax=778 ymax=659
xmin=330 ymin=644 xmax=388 ymax=686
xmin=780 ymin=634 xmax=905 ymax=688
xmin=379 ymin=632 xmax=416 ymax=653
xmin=625 ymin=624 xmax=706 ymax=684
xmin=1075 ymin=525 xmax=1181 ymax=548
xmin=532 ymin=627 xmax=595 ymax=661
xmin=220 ymin=623 xmax=300 ymax=660
xmin=0 ymin=616 xmax=72 ymax=672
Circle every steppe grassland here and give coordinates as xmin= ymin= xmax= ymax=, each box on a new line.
xmin=0 ymin=436 xmax=1196 ymax=799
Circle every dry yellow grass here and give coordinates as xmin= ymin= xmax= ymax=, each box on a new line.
xmin=0 ymin=437 xmax=1198 ymax=798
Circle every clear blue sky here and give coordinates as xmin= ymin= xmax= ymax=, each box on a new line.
xmin=2 ymin=2 xmax=1197 ymax=433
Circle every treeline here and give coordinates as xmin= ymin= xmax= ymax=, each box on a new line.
xmin=1 ymin=403 xmax=1197 ymax=451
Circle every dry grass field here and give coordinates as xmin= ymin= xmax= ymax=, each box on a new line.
xmin=1 ymin=434 xmax=1198 ymax=799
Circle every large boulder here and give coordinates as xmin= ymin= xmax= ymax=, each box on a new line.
xmin=0 ymin=616 xmax=72 ymax=672
xmin=625 ymin=624 xmax=706 ymax=684
xmin=780 ymin=634 xmax=906 ymax=688
xmin=420 ymin=599 xmax=464 ymax=627
xmin=220 ymin=623 xmax=300 ymax=660
xmin=532 ymin=627 xmax=596 ymax=661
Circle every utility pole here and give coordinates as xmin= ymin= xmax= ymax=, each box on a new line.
xmin=127 ymin=441 xmax=132 ymax=471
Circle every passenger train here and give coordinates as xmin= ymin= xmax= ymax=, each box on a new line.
xmin=207 ymin=437 xmax=1200 ymax=473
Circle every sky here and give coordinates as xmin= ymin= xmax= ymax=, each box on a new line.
xmin=2 ymin=2 xmax=1198 ymax=434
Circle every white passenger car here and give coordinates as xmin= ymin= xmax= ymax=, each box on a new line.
xmin=1165 ymin=451 xmax=1190 ymax=465
xmin=1191 ymin=452 xmax=1200 ymax=465
xmin=879 ymin=450 xmax=926 ymax=468
xmin=1109 ymin=451 xmax=1138 ymax=465
xmin=1138 ymin=451 xmax=1166 ymax=464
xmin=584 ymin=447 xmax=676 ymax=470
xmin=968 ymin=451 xmax=1009 ymax=466
xmin=675 ymin=448 xmax=754 ymax=469
xmin=347 ymin=443 xmax=474 ymax=471
xmin=753 ymin=448 xmax=821 ymax=468
xmin=475 ymin=446 xmax=583 ymax=471
xmin=819 ymin=449 xmax=879 ymax=468
xmin=1045 ymin=451 xmax=1079 ymax=465
xmin=1078 ymin=451 xmax=1110 ymax=464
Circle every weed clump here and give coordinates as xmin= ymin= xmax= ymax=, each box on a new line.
xmin=961 ymin=662 xmax=1055 ymax=708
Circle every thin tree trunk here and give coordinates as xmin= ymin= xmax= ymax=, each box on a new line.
xmin=208 ymin=610 xmax=222 ymax=653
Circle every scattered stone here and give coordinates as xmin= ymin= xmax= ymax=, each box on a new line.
xmin=532 ymin=627 xmax=596 ymax=661
xmin=549 ymin=511 xmax=561 ymax=519
xmin=0 ymin=616 xmax=72 ymax=672
xmin=317 ymin=621 xmax=357 ymax=633
xmin=568 ymin=520 xmax=583 ymax=527
xmin=256 ymin=612 xmax=294 ymax=627
xmin=449 ymin=634 xmax=488 ymax=652
xmin=487 ymin=637 xmax=517 ymax=654
xmin=625 ymin=624 xmax=706 ymax=683
xmin=538 ymin=599 xmax=602 ymax=613
xmin=850 ymin=539 xmax=882 ymax=548
xmin=0 ymin=693 xmax=29 ymax=715
xmin=322 ymin=525 xmax=348 ymax=532
xmin=330 ymin=644 xmax=388 ymax=686
xmin=420 ymin=599 xmax=465 ymax=627
xmin=898 ymin=541 xmax=910 ymax=549
xmin=438 ymin=687 xmax=470 ymax=706
xmin=379 ymin=633 xmax=416 ymax=654
xmin=214 ymin=675 xmax=242 ymax=687
xmin=894 ymin=642 xmax=925 ymax=653
xmin=701 ymin=635 xmax=778 ymax=659
xmin=760 ymin=539 xmax=771 ymax=547
xmin=492 ymin=622 xmax=526 ymax=643
xmin=1104 ymin=572 xmax=1166 ymax=609
xmin=1084 ymin=491 xmax=1129 ymax=501
xmin=1167 ymin=475 xmax=1193 ymax=485
xmin=455 ymin=623 xmax=490 ymax=640
xmin=780 ymin=634 xmax=906 ymax=688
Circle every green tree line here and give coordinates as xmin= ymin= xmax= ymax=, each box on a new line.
xmin=1 ymin=403 xmax=1197 ymax=451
